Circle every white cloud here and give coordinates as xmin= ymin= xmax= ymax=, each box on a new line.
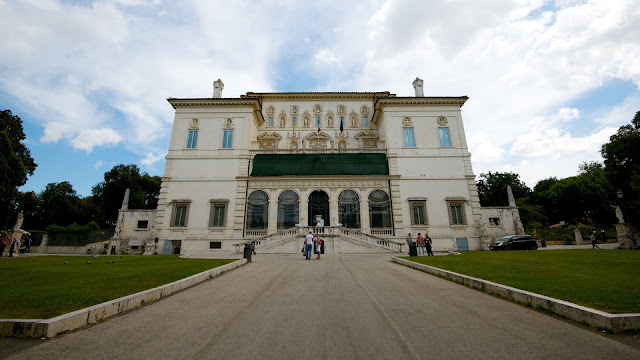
xmin=94 ymin=160 xmax=104 ymax=170
xmin=141 ymin=152 xmax=165 ymax=166
xmin=70 ymin=128 xmax=122 ymax=152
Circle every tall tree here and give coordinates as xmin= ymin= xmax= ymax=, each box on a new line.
xmin=92 ymin=164 xmax=162 ymax=225
xmin=0 ymin=110 xmax=37 ymax=227
xmin=601 ymin=110 xmax=640 ymax=226
xmin=39 ymin=182 xmax=80 ymax=227
xmin=476 ymin=171 xmax=531 ymax=207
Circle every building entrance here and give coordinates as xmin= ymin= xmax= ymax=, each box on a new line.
xmin=308 ymin=190 xmax=330 ymax=226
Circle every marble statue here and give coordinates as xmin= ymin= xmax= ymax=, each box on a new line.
xmin=611 ymin=205 xmax=625 ymax=224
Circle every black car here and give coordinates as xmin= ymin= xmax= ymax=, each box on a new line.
xmin=490 ymin=235 xmax=538 ymax=251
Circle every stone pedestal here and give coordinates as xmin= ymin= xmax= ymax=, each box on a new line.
xmin=616 ymin=223 xmax=635 ymax=249
xmin=573 ymin=228 xmax=584 ymax=245
xmin=7 ymin=231 xmax=23 ymax=257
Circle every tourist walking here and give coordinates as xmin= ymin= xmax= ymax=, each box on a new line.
xmin=417 ymin=233 xmax=425 ymax=255
xmin=251 ymin=241 xmax=256 ymax=255
xmin=425 ymin=233 xmax=434 ymax=256
xmin=590 ymin=231 xmax=600 ymax=249
xmin=316 ymin=236 xmax=323 ymax=260
xmin=305 ymin=231 xmax=314 ymax=260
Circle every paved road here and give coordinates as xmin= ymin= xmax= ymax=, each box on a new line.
xmin=4 ymin=254 xmax=639 ymax=359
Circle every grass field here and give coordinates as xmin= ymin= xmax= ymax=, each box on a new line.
xmin=404 ymin=250 xmax=640 ymax=314
xmin=0 ymin=255 xmax=237 ymax=319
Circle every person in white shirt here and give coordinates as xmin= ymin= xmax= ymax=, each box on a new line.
xmin=305 ymin=232 xmax=314 ymax=260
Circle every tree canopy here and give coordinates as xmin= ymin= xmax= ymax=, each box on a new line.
xmin=601 ymin=110 xmax=640 ymax=226
xmin=92 ymin=164 xmax=162 ymax=225
xmin=1 ymin=110 xmax=37 ymax=227
xmin=476 ymin=171 xmax=531 ymax=207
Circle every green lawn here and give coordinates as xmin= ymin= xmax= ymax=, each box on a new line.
xmin=404 ymin=250 xmax=640 ymax=314
xmin=0 ymin=256 xmax=237 ymax=319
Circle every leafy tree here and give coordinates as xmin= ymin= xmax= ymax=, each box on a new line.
xmin=17 ymin=191 xmax=42 ymax=230
xmin=546 ymin=163 xmax=615 ymax=226
xmin=601 ymin=110 xmax=640 ymax=226
xmin=92 ymin=164 xmax=161 ymax=225
xmin=39 ymin=182 xmax=80 ymax=227
xmin=531 ymin=177 xmax=560 ymax=225
xmin=476 ymin=171 xmax=531 ymax=207
xmin=1 ymin=110 xmax=37 ymax=226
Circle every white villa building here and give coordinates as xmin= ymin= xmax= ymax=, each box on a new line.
xmin=112 ymin=78 xmax=523 ymax=255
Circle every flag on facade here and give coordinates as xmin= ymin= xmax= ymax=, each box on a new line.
xmin=292 ymin=118 xmax=295 ymax=133
xmin=340 ymin=117 xmax=343 ymax=133
xmin=317 ymin=116 xmax=321 ymax=133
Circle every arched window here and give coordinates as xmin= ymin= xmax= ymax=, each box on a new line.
xmin=339 ymin=190 xmax=360 ymax=228
xmin=277 ymin=190 xmax=299 ymax=229
xmin=369 ymin=190 xmax=392 ymax=228
xmin=246 ymin=190 xmax=269 ymax=229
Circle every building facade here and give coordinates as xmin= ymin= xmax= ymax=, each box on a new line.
xmin=112 ymin=78 xmax=523 ymax=255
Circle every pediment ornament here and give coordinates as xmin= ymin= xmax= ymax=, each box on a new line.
xmin=313 ymin=104 xmax=323 ymax=115
xmin=305 ymin=131 xmax=331 ymax=149
xmin=257 ymin=132 xmax=282 ymax=149
xmin=437 ymin=115 xmax=448 ymax=126
xmin=360 ymin=105 xmax=370 ymax=116
xmin=287 ymin=131 xmax=301 ymax=149
xmin=402 ymin=116 xmax=413 ymax=127
xmin=354 ymin=131 xmax=379 ymax=149
xmin=290 ymin=105 xmax=299 ymax=115
xmin=266 ymin=105 xmax=275 ymax=116
xmin=190 ymin=118 xmax=200 ymax=129
xmin=224 ymin=118 xmax=234 ymax=129
xmin=335 ymin=131 xmax=349 ymax=149
xmin=337 ymin=105 xmax=346 ymax=116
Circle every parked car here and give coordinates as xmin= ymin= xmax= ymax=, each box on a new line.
xmin=490 ymin=235 xmax=538 ymax=251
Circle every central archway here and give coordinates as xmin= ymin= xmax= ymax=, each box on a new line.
xmin=308 ymin=190 xmax=330 ymax=226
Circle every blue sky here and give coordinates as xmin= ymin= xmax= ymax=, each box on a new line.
xmin=1 ymin=0 xmax=639 ymax=197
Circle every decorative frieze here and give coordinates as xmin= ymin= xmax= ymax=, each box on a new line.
xmin=354 ymin=131 xmax=379 ymax=149
xmin=305 ymin=131 xmax=331 ymax=149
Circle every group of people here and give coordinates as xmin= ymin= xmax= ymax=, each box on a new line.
xmin=0 ymin=231 xmax=32 ymax=257
xmin=406 ymin=232 xmax=434 ymax=256
xmin=303 ymin=231 xmax=324 ymax=260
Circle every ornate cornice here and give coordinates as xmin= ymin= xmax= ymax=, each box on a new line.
xmin=167 ymin=98 xmax=265 ymax=127
xmin=242 ymin=92 xmax=394 ymax=101
xmin=372 ymin=96 xmax=469 ymax=126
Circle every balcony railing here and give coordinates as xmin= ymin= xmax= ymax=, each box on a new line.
xmin=250 ymin=148 xmax=386 ymax=155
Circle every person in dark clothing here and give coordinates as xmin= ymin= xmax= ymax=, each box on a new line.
xmin=425 ymin=233 xmax=434 ymax=256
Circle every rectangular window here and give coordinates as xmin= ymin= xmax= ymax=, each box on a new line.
xmin=410 ymin=201 xmax=428 ymax=225
xmin=363 ymin=116 xmax=369 ymax=127
xmin=136 ymin=220 xmax=149 ymax=229
xmin=403 ymin=128 xmax=415 ymax=147
xmin=439 ymin=127 xmax=451 ymax=147
xmin=187 ymin=129 xmax=198 ymax=149
xmin=489 ymin=217 xmax=500 ymax=226
xmin=267 ymin=116 xmax=273 ymax=127
xmin=171 ymin=202 xmax=190 ymax=227
xmin=209 ymin=241 xmax=222 ymax=249
xmin=448 ymin=201 xmax=466 ymax=225
xmin=209 ymin=202 xmax=227 ymax=227
xmin=222 ymin=129 xmax=233 ymax=149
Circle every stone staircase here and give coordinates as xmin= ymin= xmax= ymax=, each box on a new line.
xmin=236 ymin=226 xmax=404 ymax=254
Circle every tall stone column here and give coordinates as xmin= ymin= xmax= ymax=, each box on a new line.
xmin=329 ymin=188 xmax=339 ymax=227
xmin=300 ymin=189 xmax=309 ymax=227
xmin=268 ymin=189 xmax=278 ymax=235
xmin=359 ymin=189 xmax=370 ymax=232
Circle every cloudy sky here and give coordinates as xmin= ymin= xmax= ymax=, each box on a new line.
xmin=1 ymin=0 xmax=639 ymax=197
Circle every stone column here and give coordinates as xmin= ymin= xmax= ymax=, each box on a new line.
xmin=359 ymin=189 xmax=370 ymax=233
xmin=300 ymin=189 xmax=309 ymax=227
xmin=268 ymin=189 xmax=278 ymax=235
xmin=329 ymin=188 xmax=339 ymax=227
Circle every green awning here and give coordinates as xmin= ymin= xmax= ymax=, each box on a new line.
xmin=251 ymin=153 xmax=389 ymax=176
